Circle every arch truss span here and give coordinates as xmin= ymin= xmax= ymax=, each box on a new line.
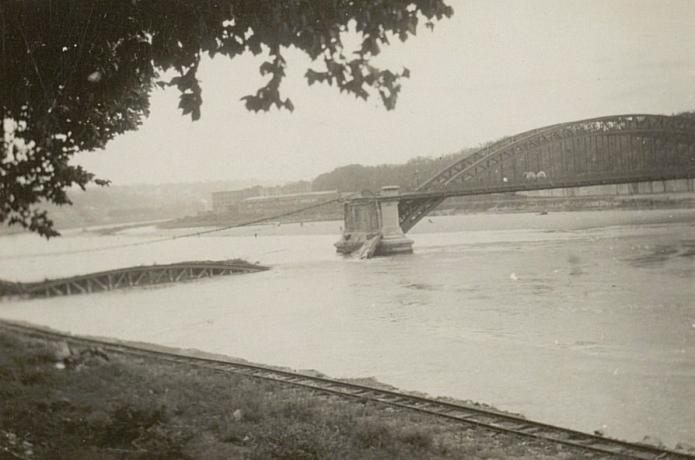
xmin=399 ymin=114 xmax=695 ymax=232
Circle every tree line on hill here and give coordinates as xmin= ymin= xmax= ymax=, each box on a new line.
xmin=311 ymin=148 xmax=478 ymax=193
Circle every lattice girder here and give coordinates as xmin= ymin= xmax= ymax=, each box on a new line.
xmin=398 ymin=114 xmax=695 ymax=232
xmin=418 ymin=114 xmax=695 ymax=193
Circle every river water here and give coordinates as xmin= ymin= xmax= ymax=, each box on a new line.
xmin=1 ymin=209 xmax=694 ymax=446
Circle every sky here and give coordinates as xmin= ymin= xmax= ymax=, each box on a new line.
xmin=74 ymin=0 xmax=695 ymax=186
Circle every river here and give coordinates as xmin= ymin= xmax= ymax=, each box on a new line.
xmin=1 ymin=209 xmax=694 ymax=447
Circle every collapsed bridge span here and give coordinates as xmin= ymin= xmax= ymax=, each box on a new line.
xmin=0 ymin=260 xmax=269 ymax=299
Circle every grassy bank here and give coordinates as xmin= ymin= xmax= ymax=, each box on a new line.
xmin=0 ymin=328 xmax=589 ymax=459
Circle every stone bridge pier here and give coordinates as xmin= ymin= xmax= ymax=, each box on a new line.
xmin=335 ymin=186 xmax=413 ymax=256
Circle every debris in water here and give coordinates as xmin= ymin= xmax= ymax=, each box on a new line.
xmin=354 ymin=234 xmax=382 ymax=259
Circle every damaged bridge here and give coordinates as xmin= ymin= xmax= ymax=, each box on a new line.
xmin=336 ymin=114 xmax=695 ymax=256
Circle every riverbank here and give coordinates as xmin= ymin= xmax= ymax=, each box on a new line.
xmin=0 ymin=325 xmax=589 ymax=459
xmin=157 ymin=193 xmax=695 ymax=231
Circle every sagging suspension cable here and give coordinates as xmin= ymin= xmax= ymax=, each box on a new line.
xmin=1 ymin=193 xmax=357 ymax=261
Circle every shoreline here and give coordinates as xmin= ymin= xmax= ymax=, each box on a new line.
xmin=1 ymin=205 xmax=693 ymax=239
xmin=3 ymin=320 xmax=693 ymax=459
xmin=157 ymin=196 xmax=695 ymax=231
xmin=0 ymin=321 xmax=590 ymax=459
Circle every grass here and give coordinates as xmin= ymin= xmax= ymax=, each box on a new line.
xmin=0 ymin=328 xmax=590 ymax=459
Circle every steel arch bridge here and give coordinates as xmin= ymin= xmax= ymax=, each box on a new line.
xmin=397 ymin=113 xmax=695 ymax=233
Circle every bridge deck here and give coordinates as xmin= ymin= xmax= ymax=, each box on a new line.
xmin=348 ymin=172 xmax=695 ymax=205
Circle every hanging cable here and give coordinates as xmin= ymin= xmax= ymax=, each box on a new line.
xmin=1 ymin=192 xmax=358 ymax=261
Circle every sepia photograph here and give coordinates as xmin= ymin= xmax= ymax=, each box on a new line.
xmin=1 ymin=0 xmax=694 ymax=458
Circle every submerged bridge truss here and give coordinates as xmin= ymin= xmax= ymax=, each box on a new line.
xmin=0 ymin=260 xmax=269 ymax=299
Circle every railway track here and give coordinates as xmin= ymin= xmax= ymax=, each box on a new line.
xmin=1 ymin=320 xmax=692 ymax=460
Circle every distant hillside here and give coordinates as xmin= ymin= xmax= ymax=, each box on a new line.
xmin=39 ymin=180 xmax=258 ymax=231
xmin=311 ymin=148 xmax=478 ymax=193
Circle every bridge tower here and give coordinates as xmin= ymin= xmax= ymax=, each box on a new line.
xmin=335 ymin=186 xmax=413 ymax=256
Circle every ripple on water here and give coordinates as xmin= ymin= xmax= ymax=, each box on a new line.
xmin=626 ymin=240 xmax=695 ymax=267
xmin=403 ymin=282 xmax=439 ymax=291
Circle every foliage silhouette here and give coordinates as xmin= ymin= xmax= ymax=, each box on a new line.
xmin=0 ymin=0 xmax=453 ymax=236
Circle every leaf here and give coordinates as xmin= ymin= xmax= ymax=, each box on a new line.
xmin=285 ymin=98 xmax=294 ymax=112
xmin=260 ymin=61 xmax=274 ymax=76
xmin=407 ymin=16 xmax=418 ymax=35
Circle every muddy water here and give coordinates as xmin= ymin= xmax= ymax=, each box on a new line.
xmin=1 ymin=209 xmax=694 ymax=446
